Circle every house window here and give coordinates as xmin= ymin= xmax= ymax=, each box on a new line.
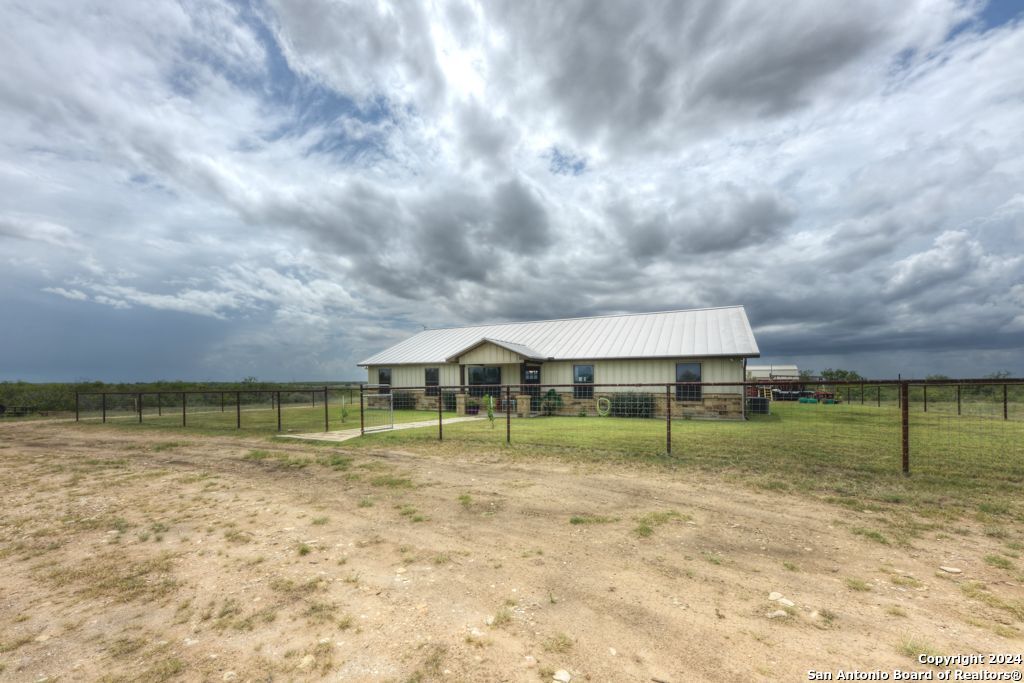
xmin=468 ymin=366 xmax=501 ymax=397
xmin=377 ymin=367 xmax=391 ymax=393
xmin=675 ymin=363 xmax=701 ymax=401
xmin=425 ymin=368 xmax=439 ymax=396
xmin=573 ymin=364 xmax=594 ymax=399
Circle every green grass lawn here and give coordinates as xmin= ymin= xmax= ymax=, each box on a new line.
xmin=81 ymin=398 xmax=1024 ymax=521
xmin=345 ymin=400 xmax=1024 ymax=520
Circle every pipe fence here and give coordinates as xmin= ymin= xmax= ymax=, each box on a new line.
xmin=355 ymin=379 xmax=1024 ymax=476
xmin=75 ymin=386 xmax=358 ymax=433
xmin=72 ymin=378 xmax=1024 ymax=476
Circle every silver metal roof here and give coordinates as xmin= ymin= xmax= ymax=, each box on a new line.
xmin=360 ymin=306 xmax=759 ymax=366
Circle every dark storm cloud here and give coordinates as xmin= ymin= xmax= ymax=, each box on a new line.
xmin=484 ymin=0 xmax=933 ymax=148
xmin=1 ymin=0 xmax=1022 ymax=381
xmin=612 ymin=187 xmax=796 ymax=259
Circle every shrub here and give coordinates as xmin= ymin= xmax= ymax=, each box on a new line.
xmin=610 ymin=392 xmax=655 ymax=418
xmin=539 ymin=389 xmax=563 ymax=416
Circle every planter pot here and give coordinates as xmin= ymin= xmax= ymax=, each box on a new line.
xmin=466 ymin=406 xmax=480 ymax=415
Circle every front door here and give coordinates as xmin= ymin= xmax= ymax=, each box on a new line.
xmin=522 ymin=364 xmax=541 ymax=409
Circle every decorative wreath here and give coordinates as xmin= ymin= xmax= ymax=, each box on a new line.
xmin=596 ymin=396 xmax=611 ymax=416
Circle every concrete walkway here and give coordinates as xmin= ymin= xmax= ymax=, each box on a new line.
xmin=277 ymin=415 xmax=485 ymax=443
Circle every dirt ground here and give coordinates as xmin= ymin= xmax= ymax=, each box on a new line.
xmin=1 ymin=421 xmax=1022 ymax=682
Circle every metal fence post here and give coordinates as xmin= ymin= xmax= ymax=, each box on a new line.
xmin=1005 ymin=384 xmax=1009 ymax=420
xmin=665 ymin=384 xmax=672 ymax=456
xmin=877 ymin=385 xmax=881 ymax=407
xmin=75 ymin=392 xmax=80 ymax=422
xmin=276 ymin=391 xmax=282 ymax=432
xmin=438 ymin=386 xmax=444 ymax=441
xmin=860 ymin=382 xmax=864 ymax=404
xmin=236 ymin=391 xmax=241 ymax=429
xmin=924 ymin=385 xmax=928 ymax=412
xmin=102 ymin=393 xmax=106 ymax=423
xmin=138 ymin=392 xmax=143 ymax=424
xmin=221 ymin=392 xmax=225 ymax=412
xmin=181 ymin=392 xmax=186 ymax=427
xmin=901 ymin=382 xmax=909 ymax=476
xmin=360 ymin=384 xmax=365 ymax=436
xmin=323 ymin=386 xmax=329 ymax=432
xmin=158 ymin=392 xmax=162 ymax=416
xmin=506 ymin=385 xmax=511 ymax=445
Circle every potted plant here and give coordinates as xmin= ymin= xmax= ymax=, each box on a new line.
xmin=466 ymin=397 xmax=480 ymax=415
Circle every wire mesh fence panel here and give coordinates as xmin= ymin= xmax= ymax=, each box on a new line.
xmin=671 ymin=383 xmax=903 ymax=483
xmin=910 ymin=384 xmax=1024 ymax=483
xmin=507 ymin=385 xmax=666 ymax=456
xmin=362 ymin=385 xmax=394 ymax=433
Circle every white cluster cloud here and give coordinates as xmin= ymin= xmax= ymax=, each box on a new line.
xmin=0 ymin=0 xmax=1022 ymax=379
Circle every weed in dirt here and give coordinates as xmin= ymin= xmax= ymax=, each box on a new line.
xmin=311 ymin=516 xmax=329 ymax=526
xmin=543 ymin=632 xmax=573 ymax=654
xmin=151 ymin=442 xmax=185 ymax=452
xmin=108 ymin=637 xmax=147 ymax=657
xmin=491 ymin=607 xmax=512 ymax=628
xmin=782 ymin=562 xmax=799 ymax=571
xmin=270 ymin=576 xmax=325 ymax=598
xmin=338 ymin=615 xmax=354 ymax=630
xmin=370 ymin=475 xmax=414 ymax=488
xmin=634 ymin=510 xmax=687 ymax=537
xmin=319 ymin=454 xmax=352 ymax=470
xmin=46 ymin=552 xmax=178 ymax=602
xmin=818 ymin=608 xmax=837 ymax=626
xmin=845 ymin=578 xmax=871 ymax=592
xmin=570 ymin=514 xmax=617 ymax=525
xmin=433 ymin=553 xmax=452 ymax=565
xmin=405 ymin=643 xmax=447 ymax=682
xmin=298 ymin=543 xmax=312 ymax=556
xmin=244 ymin=450 xmax=272 ymax=461
xmin=985 ymin=554 xmax=1014 ymax=570
xmin=852 ymin=527 xmax=890 ymax=545
xmin=303 ymin=601 xmax=336 ymax=624
xmin=897 ymin=634 xmax=942 ymax=659
xmin=890 ymin=575 xmax=924 ymax=588
xmin=887 ymin=606 xmax=908 ymax=617
xmin=0 ymin=632 xmax=38 ymax=654
xmin=960 ymin=582 xmax=1024 ymax=620
xmin=224 ymin=529 xmax=253 ymax=544
xmin=358 ymin=498 xmax=374 ymax=508
xmin=458 ymin=493 xmax=472 ymax=509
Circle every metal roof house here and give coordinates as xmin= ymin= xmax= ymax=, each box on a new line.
xmin=359 ymin=306 xmax=760 ymax=419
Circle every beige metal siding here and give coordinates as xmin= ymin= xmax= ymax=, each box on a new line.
xmin=368 ymin=358 xmax=743 ymax=394
xmin=367 ymin=364 xmax=459 ymax=387
xmin=537 ymin=358 xmax=743 ymax=394
xmin=458 ymin=342 xmax=523 ymax=365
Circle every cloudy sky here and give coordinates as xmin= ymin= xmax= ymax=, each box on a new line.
xmin=1 ymin=0 xmax=1022 ymax=382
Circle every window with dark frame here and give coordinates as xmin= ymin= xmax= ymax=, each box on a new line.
xmin=468 ymin=366 xmax=501 ymax=397
xmin=675 ymin=362 xmax=701 ymax=401
xmin=425 ymin=367 xmax=439 ymax=396
xmin=377 ymin=367 xmax=392 ymax=393
xmin=573 ymin=364 xmax=594 ymax=399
